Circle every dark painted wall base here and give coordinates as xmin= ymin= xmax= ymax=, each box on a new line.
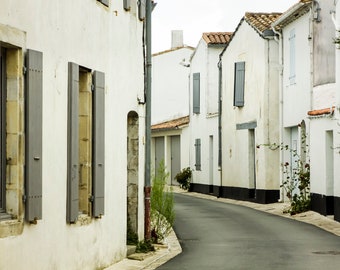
xmin=311 ymin=193 xmax=334 ymax=216
xmin=190 ymin=183 xmax=279 ymax=204
xmin=334 ymin=197 xmax=340 ymax=222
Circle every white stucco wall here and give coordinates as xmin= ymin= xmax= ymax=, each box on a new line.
xmin=0 ymin=1 xmax=145 ymax=269
xmin=189 ymin=39 xmax=225 ymax=188
xmin=151 ymin=47 xmax=193 ymax=125
xmin=221 ymin=21 xmax=280 ymax=191
xmin=282 ymin=12 xmax=311 ymax=128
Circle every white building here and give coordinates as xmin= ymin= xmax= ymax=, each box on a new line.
xmin=151 ymin=31 xmax=194 ymax=184
xmin=220 ymin=13 xmax=281 ymax=203
xmin=189 ymin=32 xmax=232 ymax=196
xmin=0 ymin=1 xmax=146 ymax=269
xmin=273 ymin=0 xmax=338 ymax=218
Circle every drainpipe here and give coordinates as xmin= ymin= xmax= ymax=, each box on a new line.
xmin=217 ymin=56 xmax=222 ymax=198
xmin=144 ymin=0 xmax=153 ymax=241
xmin=272 ymin=26 xmax=284 ymax=202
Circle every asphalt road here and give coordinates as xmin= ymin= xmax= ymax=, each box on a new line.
xmin=157 ymin=193 xmax=340 ymax=270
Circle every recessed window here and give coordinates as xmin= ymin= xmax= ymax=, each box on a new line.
xmin=67 ymin=63 xmax=105 ymax=224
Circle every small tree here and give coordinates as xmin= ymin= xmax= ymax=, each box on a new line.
xmin=150 ymin=161 xmax=175 ymax=243
xmin=175 ymin=167 xmax=192 ymax=190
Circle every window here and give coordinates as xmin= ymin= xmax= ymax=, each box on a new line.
xmin=67 ymin=63 xmax=105 ymax=224
xmin=289 ymin=28 xmax=296 ymax=84
xmin=0 ymin=46 xmax=43 ymax=223
xmin=97 ymin=0 xmax=109 ymax=7
xmin=193 ymin=72 xmax=200 ymax=114
xmin=233 ymin=62 xmax=245 ymax=107
xmin=0 ymin=47 xmax=6 ymax=217
xmin=195 ymin=138 xmax=201 ymax=171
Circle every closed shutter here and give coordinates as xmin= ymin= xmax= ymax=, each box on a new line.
xmin=25 ymin=49 xmax=43 ymax=222
xmin=233 ymin=62 xmax=245 ymax=107
xmin=99 ymin=0 xmax=109 ymax=7
xmin=124 ymin=0 xmax=131 ymax=11
xmin=289 ymin=29 xmax=296 ymax=84
xmin=67 ymin=62 xmax=79 ymax=223
xmin=138 ymin=0 xmax=146 ymax=20
xmin=193 ymin=73 xmax=200 ymax=114
xmin=195 ymin=139 xmax=201 ymax=171
xmin=92 ymin=71 xmax=105 ymax=217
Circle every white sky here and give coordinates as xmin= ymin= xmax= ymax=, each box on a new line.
xmin=152 ymin=0 xmax=298 ymax=53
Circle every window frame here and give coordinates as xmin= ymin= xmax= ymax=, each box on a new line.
xmin=233 ymin=61 xmax=245 ymax=107
xmin=67 ymin=63 xmax=105 ymax=224
xmin=193 ymin=72 xmax=200 ymax=114
xmin=289 ymin=28 xmax=296 ymax=85
xmin=0 ymin=47 xmax=6 ymax=212
xmin=195 ymin=138 xmax=201 ymax=171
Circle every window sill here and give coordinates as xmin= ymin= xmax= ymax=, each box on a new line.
xmin=0 ymin=218 xmax=24 ymax=238
xmin=75 ymin=214 xmax=92 ymax=226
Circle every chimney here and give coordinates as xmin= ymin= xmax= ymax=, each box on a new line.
xmin=171 ymin=30 xmax=184 ymax=49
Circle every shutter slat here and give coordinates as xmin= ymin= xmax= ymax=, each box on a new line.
xmin=193 ymin=73 xmax=200 ymax=114
xmin=67 ymin=62 xmax=79 ymax=223
xmin=25 ymin=49 xmax=43 ymax=222
xmin=93 ymin=71 xmax=105 ymax=217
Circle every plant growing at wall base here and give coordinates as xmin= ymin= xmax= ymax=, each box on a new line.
xmin=126 ymin=216 xmax=138 ymax=245
xmin=257 ymin=138 xmax=310 ymax=215
xmin=175 ymin=167 xmax=192 ymax=190
xmin=151 ymin=161 xmax=175 ymax=243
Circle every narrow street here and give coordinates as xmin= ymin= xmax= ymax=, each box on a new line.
xmin=158 ymin=194 xmax=340 ymax=270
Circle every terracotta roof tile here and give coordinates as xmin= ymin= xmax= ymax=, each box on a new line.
xmin=202 ymin=32 xmax=233 ymax=45
xmin=151 ymin=116 xmax=189 ymax=131
xmin=308 ymin=107 xmax=335 ymax=116
xmin=245 ymin=12 xmax=282 ymax=33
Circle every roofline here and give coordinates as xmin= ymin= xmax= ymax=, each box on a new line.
xmin=152 ymin=45 xmax=195 ymax=57
xmin=272 ymin=1 xmax=312 ymax=29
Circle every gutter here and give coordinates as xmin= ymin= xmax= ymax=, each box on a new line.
xmin=217 ymin=55 xmax=222 ymax=198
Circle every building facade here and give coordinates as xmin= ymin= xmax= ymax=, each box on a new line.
xmin=189 ymin=32 xmax=232 ymax=196
xmin=220 ymin=13 xmax=281 ymax=203
xmin=151 ymin=31 xmax=194 ymax=183
xmin=0 ymin=0 xmax=146 ymax=269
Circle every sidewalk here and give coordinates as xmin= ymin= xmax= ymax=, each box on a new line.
xmin=106 ymin=187 xmax=340 ymax=270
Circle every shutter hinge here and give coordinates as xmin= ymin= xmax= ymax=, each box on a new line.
xmin=22 ymin=194 xmax=27 ymax=203
xmin=23 ymin=66 xmax=27 ymax=75
xmin=91 ymin=84 xmax=95 ymax=91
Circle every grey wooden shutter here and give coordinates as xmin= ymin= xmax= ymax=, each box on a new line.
xmin=124 ymin=0 xmax=131 ymax=11
xmin=193 ymin=73 xmax=200 ymax=114
xmin=99 ymin=0 xmax=109 ymax=7
xmin=138 ymin=0 xmax=146 ymax=20
xmin=289 ymin=29 xmax=296 ymax=84
xmin=67 ymin=62 xmax=79 ymax=223
xmin=233 ymin=62 xmax=245 ymax=107
xmin=195 ymin=139 xmax=201 ymax=171
xmin=25 ymin=49 xmax=43 ymax=222
xmin=92 ymin=71 xmax=105 ymax=217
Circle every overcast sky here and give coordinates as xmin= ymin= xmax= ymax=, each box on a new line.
xmin=152 ymin=0 xmax=298 ymax=53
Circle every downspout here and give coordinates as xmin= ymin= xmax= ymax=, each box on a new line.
xmin=144 ymin=0 xmax=152 ymax=241
xmin=217 ymin=55 xmax=222 ymax=198
xmin=271 ymin=26 xmax=284 ymax=202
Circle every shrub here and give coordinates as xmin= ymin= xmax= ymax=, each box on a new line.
xmin=175 ymin=167 xmax=192 ymax=190
xmin=258 ymin=136 xmax=310 ymax=215
xmin=150 ymin=161 xmax=175 ymax=243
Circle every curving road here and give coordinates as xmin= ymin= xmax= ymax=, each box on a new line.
xmin=157 ymin=193 xmax=340 ymax=270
